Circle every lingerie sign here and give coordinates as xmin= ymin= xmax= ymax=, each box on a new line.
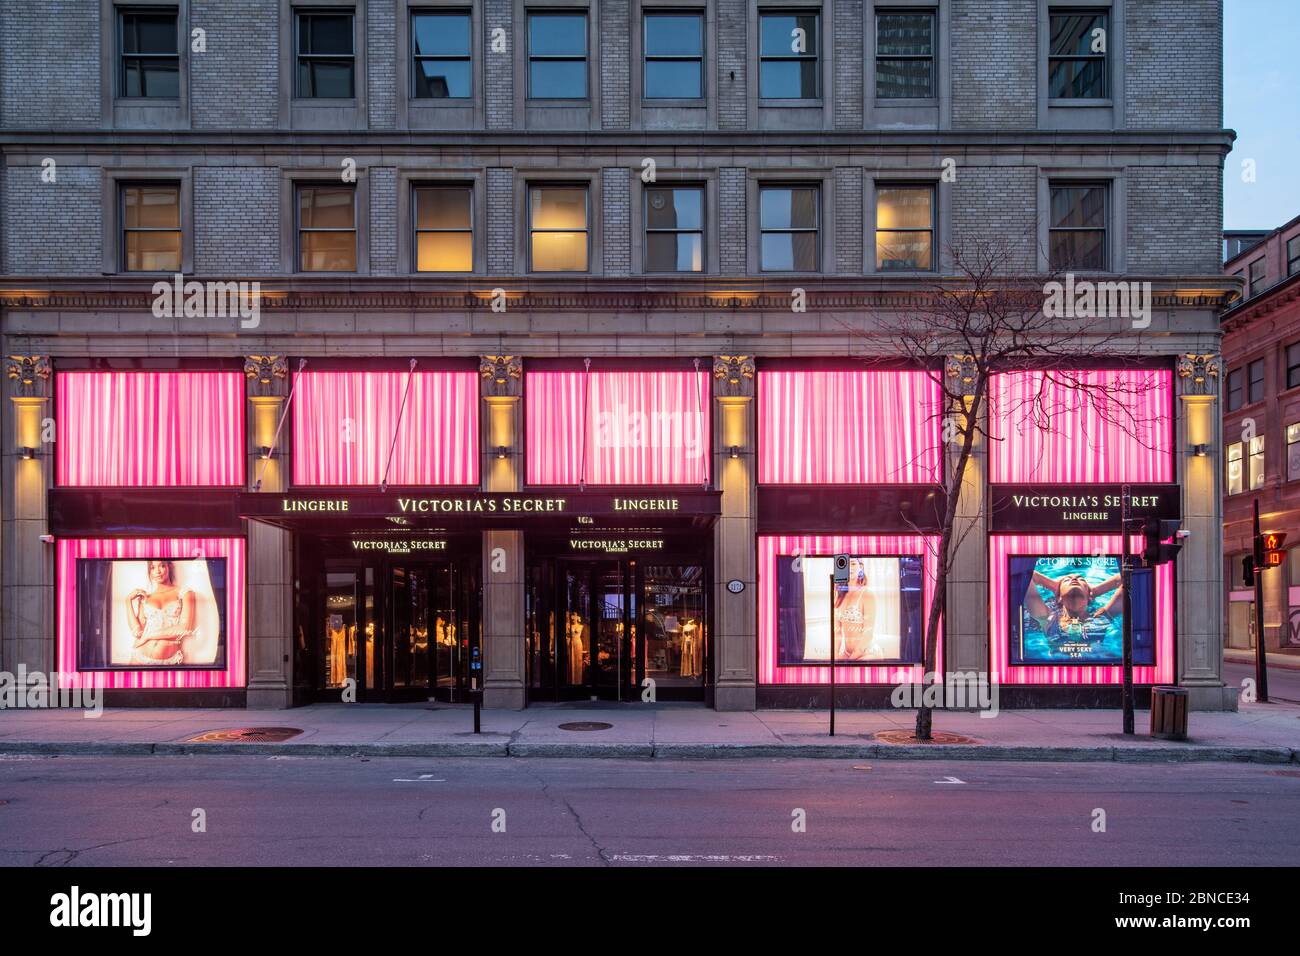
xmin=989 ymin=484 xmax=1180 ymax=531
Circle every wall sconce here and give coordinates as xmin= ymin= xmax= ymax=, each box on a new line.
xmin=257 ymin=446 xmax=272 ymax=460
xmin=1191 ymin=444 xmax=1208 ymax=457
xmin=19 ymin=446 xmax=36 ymax=460
xmin=727 ymin=445 xmax=742 ymax=460
xmin=495 ymin=446 xmax=510 ymax=460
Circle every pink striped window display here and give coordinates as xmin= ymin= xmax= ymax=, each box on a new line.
xmin=56 ymin=371 xmax=245 ymax=487
xmin=292 ymin=370 xmax=480 ymax=486
xmin=525 ymin=369 xmax=711 ymax=485
xmin=757 ymin=369 xmax=943 ymax=484
xmin=989 ymin=369 xmax=1173 ymax=483
xmin=55 ymin=537 xmax=247 ymax=689
xmin=758 ymin=533 xmax=940 ymax=685
xmin=989 ymin=533 xmax=1173 ymax=686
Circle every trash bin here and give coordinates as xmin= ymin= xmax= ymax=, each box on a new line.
xmin=1149 ymin=686 xmax=1189 ymax=740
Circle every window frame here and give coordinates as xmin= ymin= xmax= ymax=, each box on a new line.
xmin=757 ymin=8 xmax=822 ymax=101
xmin=1287 ymin=423 xmax=1300 ymax=482
xmin=1248 ymin=256 xmax=1267 ymax=298
xmin=1226 ymin=440 xmax=1244 ymax=496
xmin=527 ymin=183 xmax=591 ymax=273
xmin=527 ymin=9 xmax=590 ymax=100
xmin=643 ymin=183 xmax=706 ymax=273
xmin=1288 ymin=236 xmax=1300 ymax=278
xmin=1247 ymin=358 xmax=1266 ymax=405
xmin=1226 ymin=368 xmax=1244 ymax=411
xmin=1048 ymin=180 xmax=1108 ymax=272
xmin=117 ymin=6 xmax=181 ymax=100
xmin=874 ymin=8 xmax=936 ymax=100
xmin=409 ymin=7 xmax=473 ymax=99
xmin=295 ymin=7 xmax=357 ymax=99
xmin=1249 ymin=435 xmax=1266 ymax=491
xmin=1286 ymin=343 xmax=1300 ymax=391
xmin=873 ymin=182 xmax=937 ymax=273
xmin=412 ymin=184 xmax=475 ymax=273
xmin=119 ymin=181 xmax=183 ymax=273
xmin=1047 ymin=6 xmax=1110 ymax=101
xmin=758 ymin=182 xmax=821 ymax=273
xmin=642 ymin=9 xmax=704 ymax=100
xmin=296 ymin=183 xmax=359 ymax=273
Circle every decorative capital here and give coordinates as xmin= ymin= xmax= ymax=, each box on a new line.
xmin=480 ymin=355 xmax=522 ymax=397
xmin=7 ymin=356 xmax=51 ymax=397
xmin=945 ymin=354 xmax=977 ymax=396
xmin=1176 ymin=354 xmax=1220 ymax=397
xmin=244 ymin=355 xmax=288 ymax=396
xmin=712 ymin=355 xmax=755 ymax=397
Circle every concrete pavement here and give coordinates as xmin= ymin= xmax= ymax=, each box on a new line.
xmin=2 ymin=699 xmax=1299 ymax=762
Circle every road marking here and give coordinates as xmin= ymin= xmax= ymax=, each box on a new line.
xmin=610 ymin=854 xmax=780 ymax=863
xmin=934 ymin=776 xmax=966 ymax=785
xmin=394 ymin=774 xmax=446 ymax=782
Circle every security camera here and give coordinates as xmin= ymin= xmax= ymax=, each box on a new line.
xmin=38 ymin=534 xmax=54 ymax=544
xmin=1175 ymin=529 xmax=1191 ymax=539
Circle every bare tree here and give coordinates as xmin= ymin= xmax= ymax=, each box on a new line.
xmin=855 ymin=238 xmax=1164 ymax=740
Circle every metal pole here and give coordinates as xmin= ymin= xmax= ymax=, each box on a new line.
xmin=1254 ymin=499 xmax=1270 ymax=703
xmin=829 ymin=572 xmax=836 ymax=737
xmin=1121 ymin=485 xmax=1134 ymax=735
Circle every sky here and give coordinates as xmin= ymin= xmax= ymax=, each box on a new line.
xmin=1223 ymin=0 xmax=1300 ymax=230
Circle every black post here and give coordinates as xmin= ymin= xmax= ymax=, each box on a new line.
xmin=828 ymin=572 xmax=836 ymax=737
xmin=471 ymin=645 xmax=483 ymax=733
xmin=1121 ymin=485 xmax=1134 ymax=735
xmin=1254 ymin=499 xmax=1270 ymax=704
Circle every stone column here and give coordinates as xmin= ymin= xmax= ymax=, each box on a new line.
xmin=712 ymin=356 xmax=757 ymax=711
xmin=480 ymin=356 xmax=526 ymax=709
xmin=243 ymin=356 xmax=293 ymax=710
xmin=3 ymin=356 xmax=53 ymax=676
xmin=944 ymin=357 xmax=989 ymax=683
xmin=1175 ymin=354 xmax=1231 ymax=710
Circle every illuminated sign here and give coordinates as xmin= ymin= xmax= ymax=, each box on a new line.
xmin=989 ymin=484 xmax=1180 ymax=531
xmin=396 ymin=496 xmax=569 ymax=514
xmin=350 ymin=538 xmax=448 ymax=554
xmin=568 ymin=538 xmax=666 ymax=553
xmin=282 ymin=498 xmax=350 ymax=512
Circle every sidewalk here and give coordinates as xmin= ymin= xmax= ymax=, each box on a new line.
xmin=1224 ymin=647 xmax=1300 ymax=670
xmin=2 ymin=700 xmax=1298 ymax=762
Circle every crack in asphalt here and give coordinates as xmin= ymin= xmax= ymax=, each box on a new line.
xmin=518 ymin=762 xmax=611 ymax=866
xmin=34 ymin=837 xmax=149 ymax=867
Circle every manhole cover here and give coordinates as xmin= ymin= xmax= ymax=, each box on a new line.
xmin=188 ymin=727 xmax=303 ymax=743
xmin=875 ymin=730 xmax=979 ymax=745
xmin=558 ymin=721 xmax=613 ymax=732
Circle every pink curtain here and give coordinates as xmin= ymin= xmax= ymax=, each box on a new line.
xmin=526 ymin=370 xmax=711 ymax=485
xmin=989 ymin=533 xmax=1174 ymax=686
xmin=56 ymin=537 xmax=246 ymax=690
xmin=758 ymin=533 xmax=940 ymax=685
xmin=292 ymin=370 xmax=479 ymax=486
xmin=56 ymin=371 xmax=245 ymax=487
xmin=758 ymin=369 xmax=942 ymax=484
xmin=989 ymin=369 xmax=1173 ymax=483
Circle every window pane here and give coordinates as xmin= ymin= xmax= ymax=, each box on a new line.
xmin=414 ymin=59 xmax=471 ymax=98
xmin=124 ymin=14 xmax=178 ymax=54
xmin=1050 ymin=186 xmax=1105 ymax=228
xmin=124 ymin=230 xmax=182 ymax=272
xmin=760 ymin=14 xmax=817 ymax=56
xmin=760 ymin=59 xmax=818 ymax=98
xmin=416 ymin=188 xmax=472 ymax=230
xmin=412 ymin=13 xmax=470 ymax=56
xmin=301 ymin=59 xmax=355 ymax=98
xmin=1049 ymin=58 xmax=1107 ymax=98
xmin=417 ymin=232 xmax=473 ymax=272
xmin=646 ymin=232 xmax=702 ymax=272
xmin=876 ymin=14 xmax=932 ymax=56
xmin=299 ymin=188 xmax=355 ymax=229
xmin=531 ymin=188 xmax=587 ymax=230
xmin=530 ymin=60 xmax=587 ymax=98
xmin=530 ymin=14 xmax=587 ymax=56
xmin=531 ymin=232 xmax=588 ymax=272
xmin=300 ymin=231 xmax=356 ymax=271
xmin=646 ymin=188 xmax=702 ymax=230
xmin=761 ymin=232 xmax=817 ymax=271
xmin=761 ymin=188 xmax=817 ymax=230
xmin=1050 ymin=13 xmax=1105 ymax=56
xmin=876 ymin=232 xmax=932 ymax=271
xmin=301 ymin=14 xmax=353 ymax=55
xmin=876 ymin=187 xmax=931 ymax=229
xmin=123 ymin=186 xmax=180 ymax=229
xmin=646 ymin=60 xmax=702 ymax=98
xmin=876 ymin=58 xmax=932 ymax=98
xmin=645 ymin=14 xmax=702 ymax=56
xmin=1050 ymin=230 xmax=1105 ymax=270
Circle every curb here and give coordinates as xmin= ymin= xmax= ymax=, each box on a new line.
xmin=1 ymin=740 xmax=1297 ymax=763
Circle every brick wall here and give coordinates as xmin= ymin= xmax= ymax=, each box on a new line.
xmin=368 ymin=166 xmax=398 ymax=274
xmin=368 ymin=0 xmax=397 ymax=130
xmin=951 ymin=0 xmax=1037 ymax=129
xmin=833 ymin=0 xmax=863 ymax=130
xmin=1127 ymin=166 xmax=1222 ymax=274
xmin=719 ymin=167 xmax=746 ymax=274
xmin=1126 ymin=0 xmax=1222 ymax=129
xmin=949 ymin=166 xmax=1038 ymax=273
xmin=0 ymin=0 xmax=100 ymax=127
xmin=192 ymin=0 xmax=278 ymax=129
xmin=487 ymin=167 xmax=514 ymax=273
xmin=602 ymin=167 xmax=630 ymax=276
xmin=484 ymin=0 xmax=513 ymax=130
xmin=194 ymin=167 xmax=279 ymax=275
xmin=834 ymin=167 xmax=863 ymax=273
xmin=716 ymin=0 xmax=746 ymax=130
xmin=600 ymin=0 xmax=630 ymax=130
xmin=3 ymin=165 xmax=101 ymax=274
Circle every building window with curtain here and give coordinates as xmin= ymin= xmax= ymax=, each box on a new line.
xmin=1287 ymin=424 xmax=1300 ymax=481
xmin=297 ymin=185 xmax=357 ymax=272
xmin=1227 ymin=441 xmax=1243 ymax=495
xmin=875 ymin=9 xmax=935 ymax=98
xmin=875 ymin=185 xmax=934 ymax=271
xmin=1249 ymin=435 xmax=1266 ymax=490
xmin=121 ymin=184 xmax=182 ymax=272
xmin=645 ymin=185 xmax=704 ymax=272
xmin=529 ymin=185 xmax=589 ymax=272
xmin=1048 ymin=8 xmax=1108 ymax=99
xmin=759 ymin=10 xmax=820 ymax=99
xmin=411 ymin=9 xmax=472 ymax=98
xmin=414 ymin=186 xmax=473 ymax=272
xmin=759 ymin=185 xmax=819 ymax=272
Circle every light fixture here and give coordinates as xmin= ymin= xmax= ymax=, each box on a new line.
xmin=727 ymin=445 xmax=741 ymax=459
xmin=258 ymin=446 xmax=273 ymax=460
xmin=1191 ymin=444 xmax=1208 ymax=457
xmin=19 ymin=446 xmax=36 ymax=460
xmin=495 ymin=445 xmax=510 ymax=460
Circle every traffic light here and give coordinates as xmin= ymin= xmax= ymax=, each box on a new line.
xmin=1255 ymin=531 xmax=1287 ymax=571
xmin=1140 ymin=518 xmax=1183 ymax=567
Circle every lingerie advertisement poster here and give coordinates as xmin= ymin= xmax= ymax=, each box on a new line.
xmin=1007 ymin=555 xmax=1155 ymax=666
xmin=75 ymin=557 xmax=228 ymax=670
xmin=776 ymin=555 xmax=924 ymax=665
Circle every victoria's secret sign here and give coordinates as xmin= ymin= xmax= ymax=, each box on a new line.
xmin=990 ymin=484 xmax=1180 ymax=531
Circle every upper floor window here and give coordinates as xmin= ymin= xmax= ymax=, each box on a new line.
xmin=297 ymin=185 xmax=356 ymax=272
xmin=529 ymin=186 xmax=589 ymax=272
xmin=1248 ymin=257 xmax=1267 ymax=297
xmin=875 ymin=10 xmax=935 ymax=98
xmin=411 ymin=10 xmax=471 ymax=98
xmin=875 ymin=185 xmax=934 ymax=271
xmin=759 ymin=10 xmax=820 ymax=99
xmin=1226 ymin=441 xmax=1243 ymax=495
xmin=1288 ymin=423 xmax=1300 ymax=481
xmin=414 ymin=186 xmax=473 ymax=272
xmin=1226 ymin=367 xmax=1243 ymax=411
xmin=1248 ymin=358 xmax=1265 ymax=405
xmin=296 ymin=10 xmax=355 ymax=98
xmin=1048 ymin=8 xmax=1109 ymax=99
xmin=1288 ymin=236 xmax=1300 ymax=277
xmin=1049 ymin=183 xmax=1106 ymax=271
xmin=121 ymin=184 xmax=181 ymax=272
xmin=119 ymin=8 xmax=179 ymax=98
xmin=1288 ymin=343 xmax=1300 ymax=390
xmin=1249 ymin=435 xmax=1266 ymax=490
xmin=528 ymin=12 xmax=588 ymax=99
xmin=645 ymin=185 xmax=704 ymax=272
xmin=644 ymin=12 xmax=704 ymax=99
xmin=760 ymin=185 xmax=819 ymax=272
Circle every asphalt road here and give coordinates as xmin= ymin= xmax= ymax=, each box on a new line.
xmin=1223 ymin=660 xmax=1300 ymax=703
xmin=1 ymin=755 xmax=1298 ymax=866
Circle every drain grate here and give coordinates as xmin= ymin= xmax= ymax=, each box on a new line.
xmin=558 ymin=721 xmax=613 ymax=732
xmin=188 ymin=727 xmax=303 ymax=744
xmin=875 ymin=729 xmax=979 ymax=746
